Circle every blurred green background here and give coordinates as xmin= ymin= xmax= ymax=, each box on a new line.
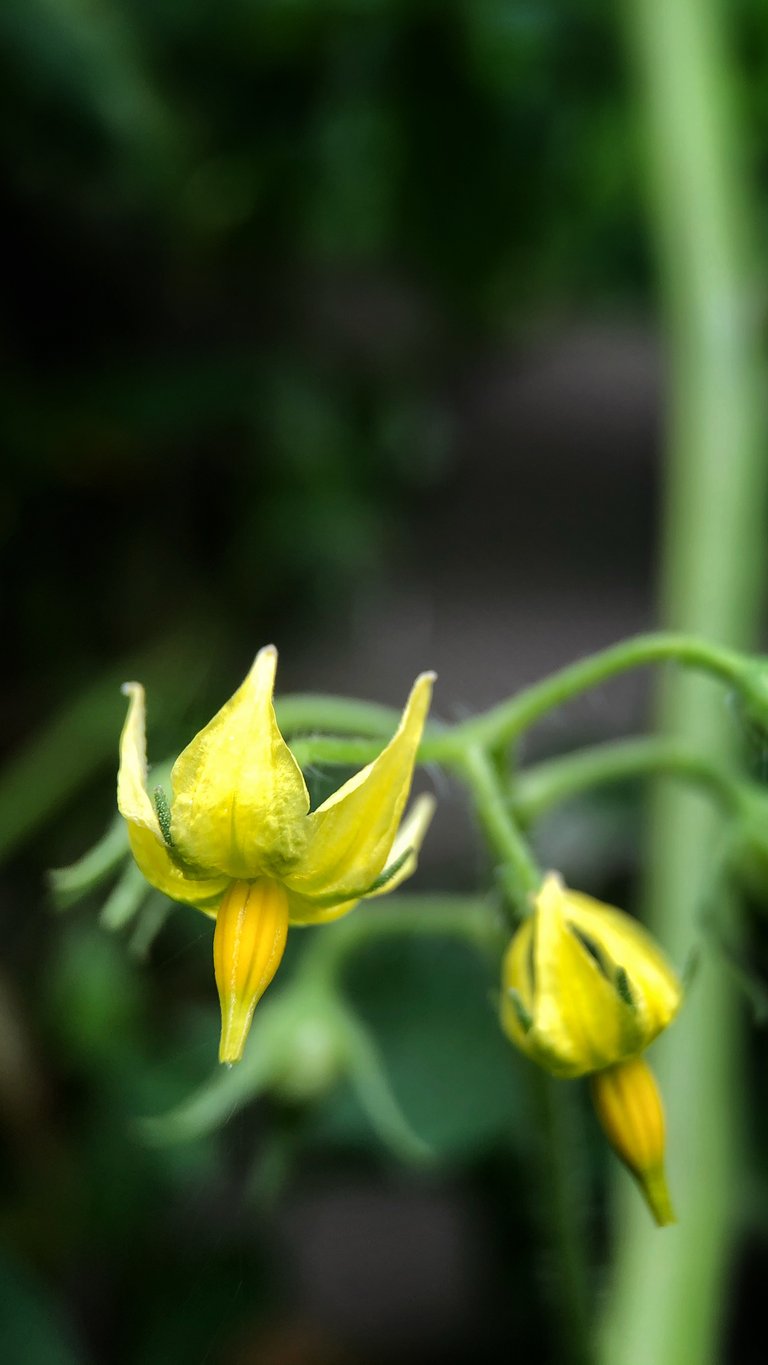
xmin=2 ymin=1 xmax=768 ymax=1362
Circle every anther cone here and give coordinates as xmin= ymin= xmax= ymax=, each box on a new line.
xmin=591 ymin=1056 xmax=676 ymax=1228
xmin=213 ymin=879 xmax=289 ymax=1064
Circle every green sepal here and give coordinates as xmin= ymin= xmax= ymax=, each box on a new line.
xmin=367 ymin=846 xmax=413 ymax=893
xmin=615 ymin=966 xmax=635 ymax=1008
xmin=681 ymin=946 xmax=700 ymax=991
xmin=48 ymin=817 xmax=130 ymax=909
xmin=99 ymin=861 xmax=151 ymax=931
xmin=506 ymin=987 xmax=533 ymax=1034
xmin=153 ymin=786 xmax=174 ymax=847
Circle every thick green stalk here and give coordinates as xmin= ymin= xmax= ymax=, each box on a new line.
xmin=601 ymin=0 xmax=766 ymax=1360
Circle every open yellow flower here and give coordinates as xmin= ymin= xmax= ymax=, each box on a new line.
xmin=501 ymin=872 xmax=682 ymax=1224
xmin=118 ymin=646 xmax=435 ymax=1063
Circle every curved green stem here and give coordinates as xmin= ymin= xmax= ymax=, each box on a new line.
xmin=293 ymin=730 xmax=460 ymax=769
xmin=297 ymin=893 xmax=504 ymax=992
xmin=513 ymin=738 xmax=748 ymax=825
xmin=456 ymin=633 xmax=745 ymax=753
xmin=276 ymin=694 xmax=415 ymax=740
xmin=280 ymin=633 xmax=748 ymax=770
xmin=287 ymin=735 xmax=387 ymax=768
xmin=458 ymin=746 xmax=541 ymax=921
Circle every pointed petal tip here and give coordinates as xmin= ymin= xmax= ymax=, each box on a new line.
xmin=415 ymin=790 xmax=437 ymax=818
xmin=403 ymin=791 xmax=437 ymax=840
xmin=537 ymin=870 xmax=565 ymax=911
xmin=407 ymin=670 xmax=436 ymax=715
xmin=543 ymin=869 xmax=565 ymax=890
xmin=246 ymin=643 xmax=279 ymax=687
xmin=413 ymin=670 xmax=437 ymax=696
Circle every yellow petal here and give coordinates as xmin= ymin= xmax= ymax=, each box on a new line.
xmin=283 ymin=672 xmax=435 ymax=901
xmin=214 ymin=878 xmax=289 ymax=1063
xmin=562 ymin=889 xmax=681 ymax=1042
xmin=170 ymin=646 xmax=310 ymax=880
xmin=117 ymin=682 xmax=162 ymax=839
xmin=286 ymin=792 xmax=436 ymax=926
xmin=286 ymin=886 xmax=359 ymax=926
xmin=118 ymin=683 xmax=228 ymax=911
xmin=126 ymin=825 xmax=228 ymax=914
xmin=519 ymin=874 xmax=643 ymax=1077
xmin=363 ymin=792 xmax=436 ymax=899
xmin=500 ymin=916 xmax=535 ymax=1051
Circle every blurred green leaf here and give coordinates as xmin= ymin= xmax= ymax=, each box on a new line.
xmin=335 ymin=933 xmax=529 ymax=1160
xmin=0 ymin=635 xmax=216 ymax=864
xmin=0 ymin=1252 xmax=83 ymax=1365
xmin=44 ymin=925 xmax=144 ymax=1066
xmin=49 ymin=815 xmax=128 ymax=909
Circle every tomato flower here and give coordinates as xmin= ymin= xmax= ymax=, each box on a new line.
xmin=501 ymin=872 xmax=682 ymax=1224
xmin=118 ymin=646 xmax=435 ymax=1063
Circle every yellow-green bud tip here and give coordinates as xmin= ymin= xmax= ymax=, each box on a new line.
xmin=213 ymin=879 xmax=289 ymax=1064
xmin=590 ymin=1056 xmax=676 ymax=1228
xmin=641 ymin=1165 xmax=676 ymax=1228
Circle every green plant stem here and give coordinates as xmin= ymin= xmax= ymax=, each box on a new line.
xmin=512 ymin=738 xmax=747 ymax=825
xmin=288 ymin=732 xmax=445 ymax=769
xmin=531 ymin=1072 xmax=593 ymax=1365
xmin=276 ymin=694 xmax=417 ymax=741
xmin=601 ymin=0 xmax=767 ymax=1359
xmin=457 ymin=632 xmax=745 ymax=753
xmin=300 ymin=894 xmax=594 ymax=1362
xmin=457 ymin=746 xmax=541 ymax=920
xmin=297 ymin=893 xmax=504 ymax=991
xmin=282 ymin=632 xmax=748 ymax=771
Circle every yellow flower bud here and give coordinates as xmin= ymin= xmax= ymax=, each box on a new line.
xmin=213 ymin=879 xmax=289 ymax=1064
xmin=590 ymin=1057 xmax=675 ymax=1227
xmin=501 ymin=873 xmax=682 ymax=1078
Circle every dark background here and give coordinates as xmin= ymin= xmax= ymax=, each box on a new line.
xmin=2 ymin=2 xmax=767 ymax=1362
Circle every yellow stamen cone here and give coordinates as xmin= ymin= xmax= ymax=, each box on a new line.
xmin=591 ymin=1056 xmax=675 ymax=1227
xmin=213 ymin=879 xmax=289 ymax=1064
